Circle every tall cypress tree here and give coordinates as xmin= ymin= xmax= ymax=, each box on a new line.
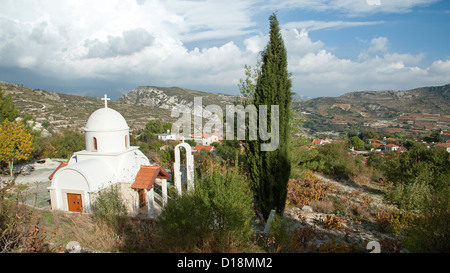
xmin=245 ymin=13 xmax=292 ymax=219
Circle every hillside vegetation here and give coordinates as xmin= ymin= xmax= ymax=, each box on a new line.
xmin=0 ymin=81 xmax=173 ymax=133
xmin=3 ymin=80 xmax=449 ymax=139
xmin=294 ymin=84 xmax=450 ymax=137
xmin=1 ymin=81 xmax=449 ymax=253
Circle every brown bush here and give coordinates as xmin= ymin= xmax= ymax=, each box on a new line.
xmin=287 ymin=173 xmax=337 ymax=207
xmin=319 ymin=238 xmax=361 ymax=253
xmin=316 ymin=215 xmax=345 ymax=230
xmin=310 ymin=200 xmax=334 ymax=214
xmin=1 ymin=185 xmax=61 ymax=253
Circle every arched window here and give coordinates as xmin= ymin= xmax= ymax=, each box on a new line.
xmin=125 ymin=135 xmax=129 ymax=149
xmin=93 ymin=137 xmax=98 ymax=152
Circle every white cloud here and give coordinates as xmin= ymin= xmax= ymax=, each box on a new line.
xmin=0 ymin=0 xmax=256 ymax=84
xmin=263 ymin=0 xmax=439 ymax=16
xmin=368 ymin=36 xmax=389 ymax=52
xmin=282 ymin=20 xmax=384 ymax=32
xmin=0 ymin=0 xmax=448 ymax=98
xmin=284 ymin=32 xmax=450 ymax=96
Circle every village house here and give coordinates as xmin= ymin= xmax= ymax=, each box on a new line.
xmin=312 ymin=138 xmax=337 ymax=146
xmin=157 ymin=130 xmax=177 ymax=141
xmin=383 ymin=137 xmax=398 ymax=143
xmin=192 ymin=133 xmax=221 ymax=145
xmin=384 ymin=143 xmax=400 ymax=152
xmin=158 ymin=132 xmax=222 ymax=146
xmin=47 ymin=95 xmax=170 ymax=218
xmin=193 ymin=144 xmax=215 ymax=153
xmin=435 ymin=142 xmax=450 ymax=153
xmin=368 ymin=138 xmax=385 ymax=147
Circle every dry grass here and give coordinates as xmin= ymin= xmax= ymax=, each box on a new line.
xmin=36 ymin=210 xmax=165 ymax=253
xmin=310 ymin=200 xmax=334 ymax=214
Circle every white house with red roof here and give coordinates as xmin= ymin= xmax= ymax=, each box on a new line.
xmin=312 ymin=138 xmax=335 ymax=146
xmin=312 ymin=138 xmax=324 ymax=145
xmin=47 ymin=95 xmax=169 ymax=218
xmin=193 ymin=144 xmax=215 ymax=152
xmin=435 ymin=142 xmax=450 ymax=153
xmin=384 ymin=143 xmax=400 ymax=152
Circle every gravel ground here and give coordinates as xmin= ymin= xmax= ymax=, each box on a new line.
xmin=4 ymin=158 xmax=65 ymax=209
xmin=13 ymin=158 xmax=63 ymax=184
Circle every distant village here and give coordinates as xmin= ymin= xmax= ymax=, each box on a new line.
xmin=157 ymin=131 xmax=223 ymax=153
xmin=157 ymin=130 xmax=450 ymax=154
xmin=306 ymin=131 xmax=450 ymax=154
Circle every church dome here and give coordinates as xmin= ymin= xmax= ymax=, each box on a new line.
xmin=84 ymin=107 xmax=129 ymax=132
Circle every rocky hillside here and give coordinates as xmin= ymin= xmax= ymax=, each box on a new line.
xmin=294 ymin=84 xmax=450 ymax=136
xmin=116 ymin=85 xmax=238 ymax=110
xmin=0 ymin=81 xmax=172 ymax=133
xmin=3 ymin=80 xmax=449 ymax=138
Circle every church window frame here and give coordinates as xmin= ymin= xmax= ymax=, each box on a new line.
xmin=93 ymin=137 xmax=98 ymax=152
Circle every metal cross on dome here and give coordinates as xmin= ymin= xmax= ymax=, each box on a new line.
xmin=101 ymin=94 xmax=111 ymax=108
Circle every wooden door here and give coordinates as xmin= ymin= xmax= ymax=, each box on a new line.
xmin=67 ymin=193 xmax=83 ymax=212
xmin=138 ymin=189 xmax=146 ymax=208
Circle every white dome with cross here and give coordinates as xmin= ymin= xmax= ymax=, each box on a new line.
xmin=83 ymin=94 xmax=130 ymax=153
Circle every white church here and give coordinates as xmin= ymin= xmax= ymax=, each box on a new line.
xmin=47 ymin=95 xmax=170 ymax=218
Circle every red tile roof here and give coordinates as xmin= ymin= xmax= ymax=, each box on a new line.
xmin=194 ymin=145 xmax=214 ymax=151
xmin=131 ymin=166 xmax=171 ymax=190
xmin=192 ymin=134 xmax=212 ymax=138
xmin=436 ymin=142 xmax=450 ymax=148
xmin=48 ymin=161 xmax=68 ymax=180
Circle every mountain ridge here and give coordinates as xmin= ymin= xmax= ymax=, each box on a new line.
xmin=294 ymin=83 xmax=450 ymax=136
xmin=116 ymin=85 xmax=238 ymax=110
xmin=2 ymin=80 xmax=449 ymax=137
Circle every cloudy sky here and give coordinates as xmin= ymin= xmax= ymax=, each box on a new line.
xmin=1 ymin=0 xmax=449 ymax=99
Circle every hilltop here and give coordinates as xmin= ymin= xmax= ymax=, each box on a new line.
xmin=0 ymin=81 xmax=173 ymax=133
xmin=2 ymin=80 xmax=449 ymax=138
xmin=116 ymin=85 xmax=238 ymax=110
xmin=294 ymin=84 xmax=450 ymax=137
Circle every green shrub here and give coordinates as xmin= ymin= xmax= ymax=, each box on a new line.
xmin=388 ymin=209 xmax=415 ymax=237
xmin=157 ymin=192 xmax=211 ymax=251
xmin=93 ymin=185 xmax=128 ymax=228
xmin=404 ymin=189 xmax=450 ymax=252
xmin=312 ymin=143 xmax=363 ymax=181
xmin=375 ymin=208 xmax=415 ymax=237
xmin=349 ymin=136 xmax=364 ymax=151
xmin=267 ymin=214 xmax=297 ymax=251
xmin=384 ymin=145 xmax=450 ymax=190
xmin=158 ymin=163 xmax=255 ymax=252
xmin=385 ymin=180 xmax=432 ymax=211
xmin=45 ymin=130 xmax=85 ymax=159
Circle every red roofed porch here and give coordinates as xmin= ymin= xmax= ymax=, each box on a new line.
xmin=131 ymin=165 xmax=171 ymax=219
xmin=131 ymin=165 xmax=170 ymax=190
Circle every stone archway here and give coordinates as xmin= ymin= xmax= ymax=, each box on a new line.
xmin=173 ymin=142 xmax=194 ymax=195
